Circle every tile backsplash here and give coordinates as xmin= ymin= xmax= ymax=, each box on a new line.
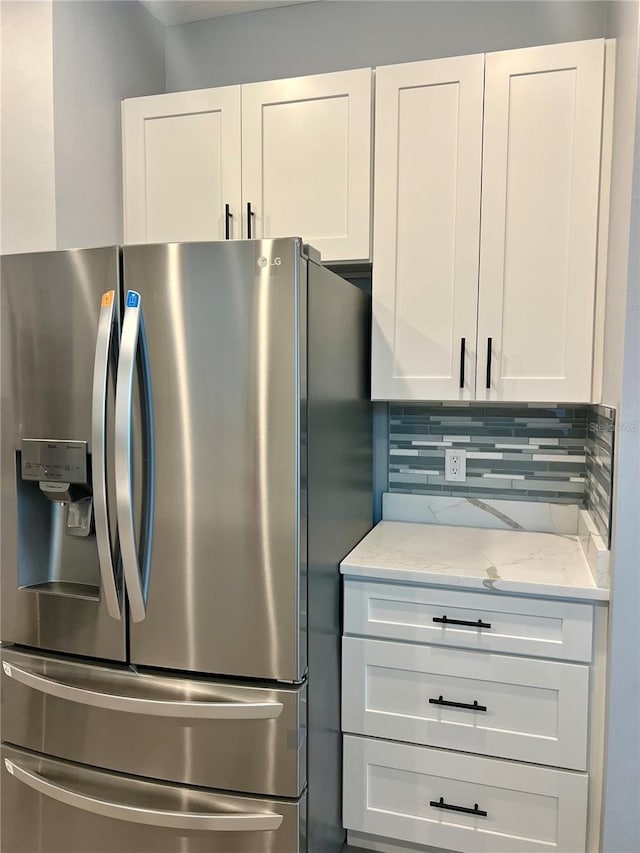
xmin=585 ymin=405 xmax=615 ymax=543
xmin=388 ymin=403 xmax=615 ymax=542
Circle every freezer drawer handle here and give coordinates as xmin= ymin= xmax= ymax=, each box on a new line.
xmin=115 ymin=289 xmax=155 ymax=622
xmin=4 ymin=758 xmax=284 ymax=831
xmin=91 ymin=289 xmax=122 ymax=620
xmin=430 ymin=796 xmax=488 ymax=818
xmin=2 ymin=663 xmax=284 ymax=719
xmin=432 ymin=615 xmax=492 ymax=629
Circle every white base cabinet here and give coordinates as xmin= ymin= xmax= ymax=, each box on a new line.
xmin=342 ymin=580 xmax=607 ymax=853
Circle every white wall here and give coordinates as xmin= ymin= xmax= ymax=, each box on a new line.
xmin=52 ymin=0 xmax=164 ymax=249
xmin=602 ymin=6 xmax=640 ymax=851
xmin=165 ymin=0 xmax=608 ymax=91
xmin=0 ymin=1 xmax=57 ymax=255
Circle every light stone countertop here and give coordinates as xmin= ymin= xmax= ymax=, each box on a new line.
xmin=341 ymin=520 xmax=609 ymax=602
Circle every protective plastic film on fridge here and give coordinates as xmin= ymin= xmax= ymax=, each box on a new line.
xmin=0 ymin=238 xmax=372 ymax=853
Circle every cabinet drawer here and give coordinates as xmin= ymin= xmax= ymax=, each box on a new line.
xmin=343 ymin=735 xmax=588 ymax=853
xmin=342 ymin=637 xmax=589 ymax=770
xmin=344 ymin=580 xmax=593 ymax=661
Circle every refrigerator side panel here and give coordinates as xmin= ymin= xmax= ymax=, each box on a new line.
xmin=0 ymin=247 xmax=126 ymax=661
xmin=124 ymin=239 xmax=303 ymax=682
xmin=306 ymin=261 xmax=373 ymax=853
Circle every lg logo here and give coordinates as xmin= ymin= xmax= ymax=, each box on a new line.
xmin=257 ymin=256 xmax=282 ymax=268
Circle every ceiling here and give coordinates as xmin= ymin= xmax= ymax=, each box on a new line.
xmin=140 ymin=1 xmax=316 ymax=27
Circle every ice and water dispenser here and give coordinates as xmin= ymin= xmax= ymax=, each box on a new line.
xmin=16 ymin=439 xmax=101 ymax=599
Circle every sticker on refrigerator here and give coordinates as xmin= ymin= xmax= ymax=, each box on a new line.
xmin=101 ymin=290 xmax=114 ymax=308
xmin=127 ymin=291 xmax=140 ymax=308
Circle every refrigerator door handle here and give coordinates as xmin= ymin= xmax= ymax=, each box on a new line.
xmin=115 ymin=290 xmax=154 ymax=623
xmin=2 ymin=661 xmax=285 ymax=719
xmin=91 ymin=290 xmax=122 ymax=620
xmin=4 ymin=757 xmax=284 ymax=831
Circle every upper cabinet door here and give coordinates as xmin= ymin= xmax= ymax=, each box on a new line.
xmin=477 ymin=40 xmax=604 ymax=402
xmin=371 ymin=55 xmax=484 ymax=401
xmin=241 ymin=69 xmax=372 ymax=262
xmin=122 ymin=87 xmax=242 ymax=244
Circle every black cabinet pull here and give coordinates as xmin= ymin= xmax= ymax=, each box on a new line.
xmin=430 ymin=797 xmax=487 ymax=818
xmin=429 ymin=695 xmax=487 ymax=712
xmin=225 ymin=204 xmax=233 ymax=240
xmin=486 ymin=337 xmax=492 ymax=389
xmin=247 ymin=202 xmax=255 ymax=239
xmin=459 ymin=338 xmax=466 ymax=389
xmin=433 ymin=615 xmax=492 ymax=629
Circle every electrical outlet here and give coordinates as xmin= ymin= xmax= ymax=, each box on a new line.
xmin=445 ymin=448 xmax=466 ymax=482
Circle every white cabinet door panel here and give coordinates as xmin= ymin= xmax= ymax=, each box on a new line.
xmin=122 ymin=88 xmax=242 ymax=244
xmin=342 ymin=637 xmax=589 ymax=769
xmin=477 ymin=40 xmax=604 ymax=402
xmin=241 ymin=69 xmax=372 ymax=262
xmin=371 ymin=56 xmax=484 ymax=400
xmin=344 ymin=736 xmax=588 ymax=853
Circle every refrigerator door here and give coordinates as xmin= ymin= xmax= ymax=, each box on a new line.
xmin=0 ymin=248 xmax=126 ymax=661
xmin=2 ymin=745 xmax=305 ymax=853
xmin=122 ymin=239 xmax=305 ymax=681
xmin=2 ymin=647 xmax=306 ymax=798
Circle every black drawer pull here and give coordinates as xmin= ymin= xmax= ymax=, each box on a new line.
xmin=430 ymin=797 xmax=487 ymax=818
xmin=429 ymin=695 xmax=487 ymax=712
xmin=433 ymin=615 xmax=492 ymax=629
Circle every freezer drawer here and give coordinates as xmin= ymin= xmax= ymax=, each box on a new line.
xmin=2 ymin=744 xmax=305 ymax=853
xmin=1 ymin=648 xmax=305 ymax=798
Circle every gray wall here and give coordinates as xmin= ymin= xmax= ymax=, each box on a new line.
xmin=52 ymin=0 xmax=164 ymax=249
xmin=0 ymin=1 xmax=57 ymax=254
xmin=165 ymin=0 xmax=608 ymax=91
xmin=602 ymin=4 xmax=640 ymax=850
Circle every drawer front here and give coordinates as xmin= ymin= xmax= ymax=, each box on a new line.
xmin=2 ymin=744 xmax=304 ymax=853
xmin=344 ymin=580 xmax=593 ymax=661
xmin=343 ymin=735 xmax=588 ymax=853
xmin=342 ymin=637 xmax=589 ymax=770
xmin=1 ymin=648 xmax=305 ymax=798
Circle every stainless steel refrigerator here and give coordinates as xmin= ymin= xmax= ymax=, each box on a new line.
xmin=0 ymin=238 xmax=372 ymax=853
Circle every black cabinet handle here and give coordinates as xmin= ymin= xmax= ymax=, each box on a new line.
xmin=225 ymin=204 xmax=233 ymax=240
xmin=433 ymin=615 xmax=492 ymax=629
xmin=429 ymin=695 xmax=487 ymax=712
xmin=247 ymin=202 xmax=255 ymax=239
xmin=486 ymin=337 xmax=492 ymax=389
xmin=459 ymin=338 xmax=466 ymax=389
xmin=430 ymin=797 xmax=487 ymax=818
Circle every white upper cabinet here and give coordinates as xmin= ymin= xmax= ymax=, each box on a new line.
xmin=122 ymin=69 xmax=372 ymax=263
xmin=122 ymin=87 xmax=242 ymax=244
xmin=241 ymin=69 xmax=373 ymax=262
xmin=371 ymin=39 xmax=606 ymax=403
xmin=371 ymin=55 xmax=484 ymax=401
xmin=478 ymin=40 xmax=605 ymax=402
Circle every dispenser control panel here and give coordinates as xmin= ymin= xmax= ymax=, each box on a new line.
xmin=20 ymin=440 xmax=88 ymax=484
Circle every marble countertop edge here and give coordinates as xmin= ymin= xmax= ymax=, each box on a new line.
xmin=340 ymin=562 xmax=610 ymax=602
